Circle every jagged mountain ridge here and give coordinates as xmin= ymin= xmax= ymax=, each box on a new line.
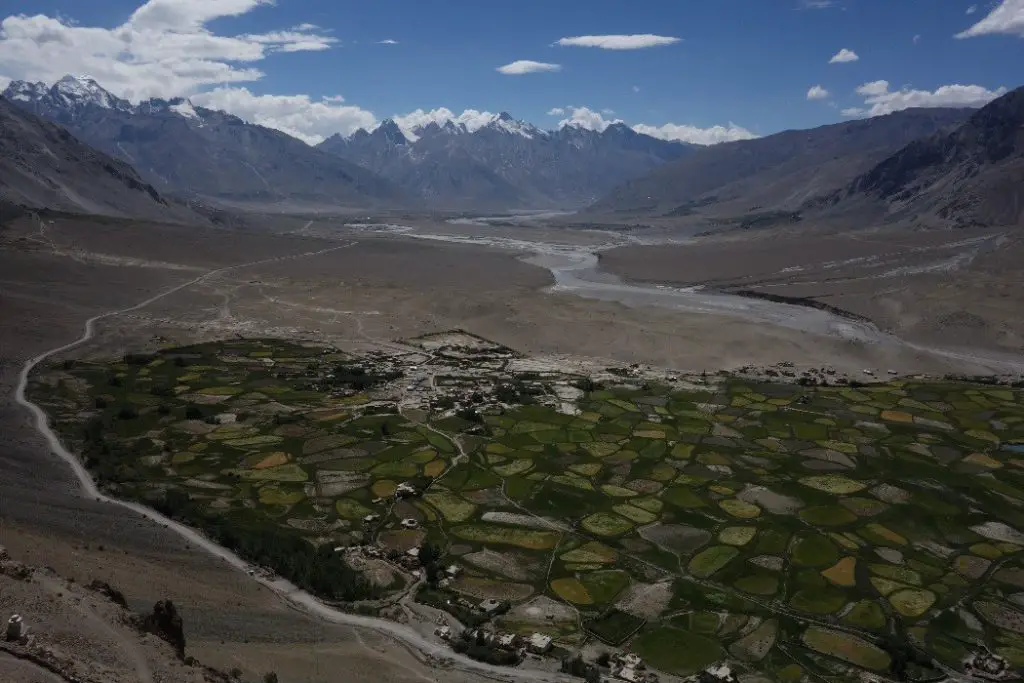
xmin=832 ymin=86 xmax=1024 ymax=227
xmin=4 ymin=76 xmax=408 ymax=208
xmin=589 ymin=107 xmax=973 ymax=219
xmin=317 ymin=115 xmax=694 ymax=210
xmin=0 ymin=96 xmax=193 ymax=220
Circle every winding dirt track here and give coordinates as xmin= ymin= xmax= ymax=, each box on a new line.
xmin=12 ymin=242 xmax=571 ymax=683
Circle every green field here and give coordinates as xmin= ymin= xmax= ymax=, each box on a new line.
xmin=29 ymin=338 xmax=1024 ymax=683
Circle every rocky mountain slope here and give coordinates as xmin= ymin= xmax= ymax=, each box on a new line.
xmin=0 ymin=546 xmax=230 ymax=683
xmin=318 ymin=115 xmax=693 ymax=209
xmin=4 ymin=76 xmax=407 ymax=209
xmin=590 ymin=108 xmax=971 ymax=218
xmin=834 ymin=86 xmax=1024 ymax=228
xmin=0 ymin=96 xmax=193 ymax=221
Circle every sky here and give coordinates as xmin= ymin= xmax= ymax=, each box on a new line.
xmin=0 ymin=0 xmax=1021 ymax=146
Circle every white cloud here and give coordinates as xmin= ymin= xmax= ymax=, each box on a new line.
xmin=191 ymin=87 xmax=375 ymax=145
xmin=558 ymin=106 xmax=756 ymax=145
xmin=0 ymin=1 xmax=336 ymax=101
xmin=806 ymin=85 xmax=830 ymax=100
xmin=546 ymin=107 xmax=565 ymax=116
xmin=496 ymin=60 xmax=561 ymax=75
xmin=0 ymin=74 xmax=9 ymax=90
xmin=633 ymin=122 xmax=758 ymax=145
xmin=829 ymin=48 xmax=859 ymax=63
xmin=967 ymin=4 xmax=978 ymax=14
xmin=913 ymin=34 xmax=922 ymax=44
xmin=554 ymin=34 xmax=681 ymax=50
xmin=856 ymin=80 xmax=890 ymax=97
xmin=956 ymin=0 xmax=1024 ymax=38
xmin=378 ymin=39 xmax=398 ymax=45
xmin=849 ymin=79 xmax=1008 ymax=116
xmin=558 ymin=106 xmax=622 ymax=131
xmin=841 ymin=107 xmax=865 ymax=117
xmin=799 ymin=0 xmax=838 ymax=8
xmin=391 ymin=107 xmax=497 ymax=136
xmin=632 ymin=85 xmax=640 ymax=93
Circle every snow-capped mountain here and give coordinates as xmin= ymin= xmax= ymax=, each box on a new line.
xmin=2 ymin=76 xmax=407 ymax=207
xmin=319 ymin=111 xmax=692 ymax=209
xmin=3 ymin=74 xmax=691 ymax=209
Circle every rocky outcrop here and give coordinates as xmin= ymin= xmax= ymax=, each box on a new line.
xmin=86 ymin=581 xmax=128 ymax=609
xmin=139 ymin=600 xmax=185 ymax=659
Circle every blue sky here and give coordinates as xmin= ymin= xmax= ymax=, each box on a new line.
xmin=0 ymin=0 xmax=1021 ymax=144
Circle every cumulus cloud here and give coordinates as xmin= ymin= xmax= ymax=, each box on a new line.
xmin=633 ymin=122 xmax=758 ymax=145
xmin=558 ymin=106 xmax=623 ymax=131
xmin=848 ymin=79 xmax=1008 ymax=116
xmin=807 ymin=85 xmax=830 ymax=100
xmin=496 ymin=60 xmax=561 ymax=75
xmin=0 ymin=1 xmax=335 ymax=101
xmin=557 ymin=106 xmax=756 ymax=145
xmin=391 ymin=107 xmax=497 ymax=136
xmin=829 ymin=48 xmax=859 ymax=63
xmin=554 ymin=34 xmax=681 ymax=50
xmin=378 ymin=39 xmax=398 ymax=45
xmin=956 ymin=0 xmax=1024 ymax=38
xmin=967 ymin=4 xmax=978 ymax=14
xmin=191 ymin=87 xmax=376 ymax=145
xmin=546 ymin=107 xmax=565 ymax=116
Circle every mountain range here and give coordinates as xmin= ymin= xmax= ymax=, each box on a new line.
xmin=317 ymin=114 xmax=691 ymax=209
xmin=590 ymin=85 xmax=1024 ymax=229
xmin=4 ymin=75 xmax=690 ymax=211
xmin=4 ymin=76 xmax=407 ymax=209
xmin=0 ymin=97 xmax=187 ymax=221
xmin=3 ymin=75 xmax=1022 ymax=228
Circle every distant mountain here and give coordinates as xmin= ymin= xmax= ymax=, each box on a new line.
xmin=3 ymin=76 xmax=408 ymax=209
xmin=0 ymin=96 xmax=191 ymax=220
xmin=589 ymin=108 xmax=971 ymax=218
xmin=834 ymin=86 xmax=1024 ymax=228
xmin=318 ymin=115 xmax=693 ymax=210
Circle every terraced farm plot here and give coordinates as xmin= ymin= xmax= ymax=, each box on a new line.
xmin=30 ymin=340 xmax=1024 ymax=683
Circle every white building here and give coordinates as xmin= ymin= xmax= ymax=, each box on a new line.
xmin=528 ymin=633 xmax=552 ymax=654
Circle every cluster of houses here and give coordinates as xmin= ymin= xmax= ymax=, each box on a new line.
xmin=435 ymin=625 xmax=553 ymax=656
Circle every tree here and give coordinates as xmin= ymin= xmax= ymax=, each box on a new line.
xmin=263 ymin=673 xmax=279 ymax=683
xmin=596 ymin=652 xmax=611 ymax=667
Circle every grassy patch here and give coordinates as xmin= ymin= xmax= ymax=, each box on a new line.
xmin=632 ymin=628 xmax=724 ymax=676
xmin=452 ymin=524 xmax=560 ymax=550
xmin=551 ymin=577 xmax=592 ymax=605
xmin=581 ymin=513 xmax=635 ymax=537
xmin=688 ymin=546 xmax=739 ymax=578
xmin=580 ymin=570 xmax=630 ymax=604
xmin=802 ymin=627 xmax=891 ymax=671
xmin=423 ymin=491 xmax=476 ymax=522
xmin=584 ymin=609 xmax=645 ymax=645
xmin=560 ymin=541 xmax=618 ymax=564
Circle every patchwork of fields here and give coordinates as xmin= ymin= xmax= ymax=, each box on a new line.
xmin=30 ymin=338 xmax=1024 ymax=682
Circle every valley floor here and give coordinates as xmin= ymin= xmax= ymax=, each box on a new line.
xmin=1 ymin=211 xmax=1022 ymax=682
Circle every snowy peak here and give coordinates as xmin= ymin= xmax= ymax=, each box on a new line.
xmin=372 ymin=118 xmax=409 ymax=145
xmin=51 ymin=74 xmax=126 ymax=110
xmin=484 ymin=112 xmax=543 ymax=139
xmin=3 ymin=80 xmax=47 ymax=102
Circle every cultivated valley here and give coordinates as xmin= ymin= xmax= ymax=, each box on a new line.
xmin=2 ymin=4 xmax=1024 ymax=683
